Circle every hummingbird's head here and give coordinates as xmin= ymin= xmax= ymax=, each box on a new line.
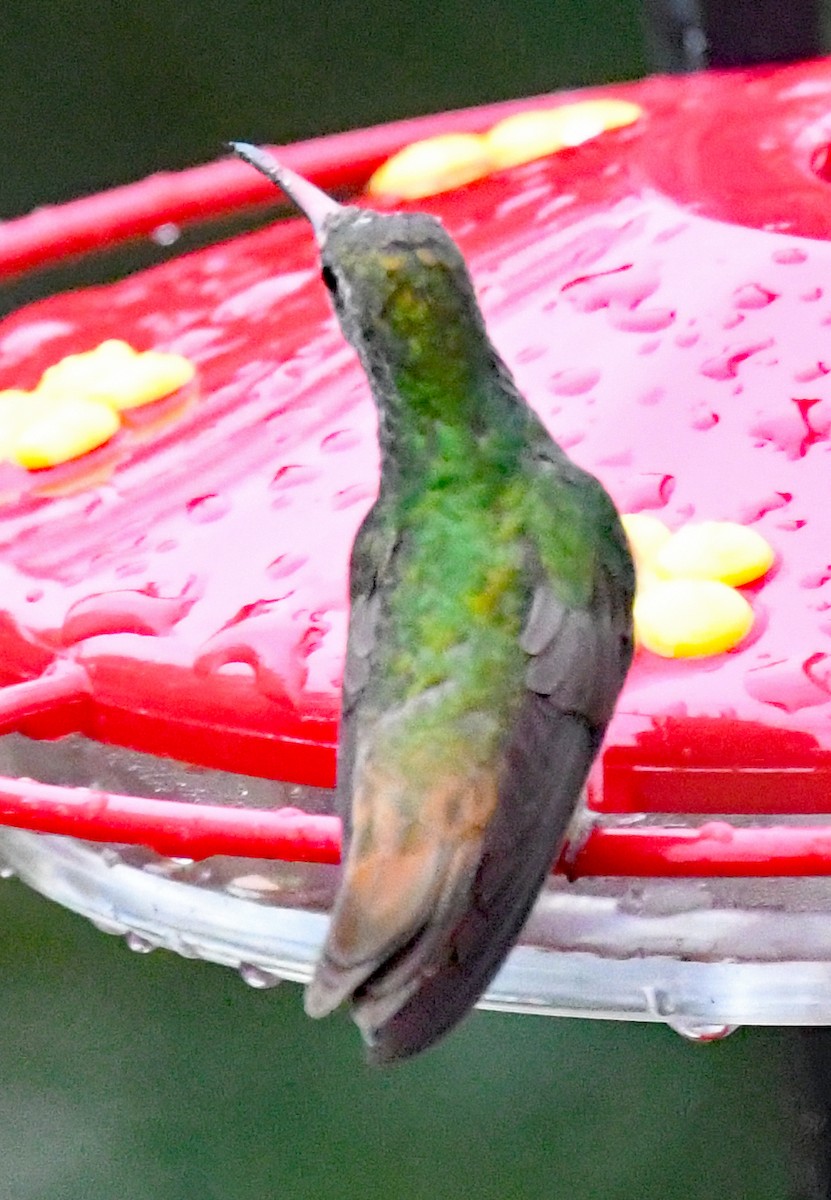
xmin=316 ymin=206 xmax=482 ymax=368
xmin=230 ymin=143 xmax=491 ymax=403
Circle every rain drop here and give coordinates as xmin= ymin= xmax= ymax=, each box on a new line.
xmin=805 ymin=653 xmax=831 ymax=694
xmin=800 ymin=566 xmax=831 ymax=589
xmin=186 ymin=493 xmax=231 ymax=523
xmin=239 ymin=963 xmax=283 ymax=990
xmin=556 ymin=429 xmax=586 ymax=450
xmin=125 ymin=932 xmax=156 ymax=954
xmin=115 ymin=560 xmax=149 ymax=579
xmin=792 ymin=363 xmax=830 ymax=383
xmin=696 ymin=821 xmax=735 ymax=845
xmin=639 ymin=387 xmax=664 ymax=407
xmin=664 ymin=1018 xmax=738 ymax=1043
xmin=653 ymin=222 xmax=688 ymax=244
xmin=689 ymin=403 xmax=718 ymax=430
xmin=734 ymin=491 xmax=791 ymax=524
xmin=151 ymin=222 xmax=181 ymax=247
xmin=700 ymin=338 xmax=774 ymax=381
xmin=615 ymin=472 xmax=675 ymax=512
xmin=321 ymin=429 xmax=362 ymax=453
xmin=612 ymin=308 xmax=675 ymax=333
xmin=515 ymin=344 xmax=547 ymax=364
xmin=549 ymin=368 xmax=600 ymax=396
xmin=642 ymin=988 xmax=738 ymax=1042
xmin=733 ymin=284 xmax=777 ymax=310
xmin=773 ymin=247 xmax=807 ymax=265
xmin=744 ymin=659 xmax=831 ymax=712
xmin=332 ymin=483 xmax=377 ymax=511
xmin=269 ymin=464 xmax=319 ymax=491
xmin=266 ymin=553 xmax=307 ymax=580
xmin=747 ymin=407 xmax=809 ymax=460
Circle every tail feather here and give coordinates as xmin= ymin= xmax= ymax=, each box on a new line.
xmin=304 ymin=763 xmax=497 ymax=1027
xmin=360 ymin=698 xmax=597 ymax=1064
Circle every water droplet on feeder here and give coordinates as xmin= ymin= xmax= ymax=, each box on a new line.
xmin=186 ymin=493 xmax=231 ymax=523
xmin=665 ymin=1018 xmax=738 ymax=1043
xmin=773 ymin=248 xmax=807 ymax=265
xmin=150 ymin=223 xmax=181 ymax=247
xmin=642 ymin=988 xmax=737 ymax=1042
xmin=125 ymin=932 xmax=155 ymax=954
xmin=733 ymin=284 xmax=777 ymax=310
xmin=239 ymin=963 xmax=283 ymax=990
xmin=548 ymin=368 xmax=600 ymax=396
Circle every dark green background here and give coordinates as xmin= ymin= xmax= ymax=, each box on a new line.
xmin=0 ymin=3 xmax=828 ymax=1196
xmin=0 ymin=881 xmax=792 ymax=1200
xmin=0 ymin=0 xmax=646 ymax=216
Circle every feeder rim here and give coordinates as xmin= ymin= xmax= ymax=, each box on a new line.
xmin=1 ymin=664 xmax=830 ymax=876
xmin=0 ymin=770 xmax=827 ymax=876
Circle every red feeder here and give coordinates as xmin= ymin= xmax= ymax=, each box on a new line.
xmin=3 ymin=60 xmax=831 ymax=1031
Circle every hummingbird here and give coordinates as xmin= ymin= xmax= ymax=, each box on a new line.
xmin=231 ymin=143 xmax=635 ymax=1064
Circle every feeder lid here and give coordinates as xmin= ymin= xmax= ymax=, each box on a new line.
xmin=2 ymin=60 xmax=831 ymax=816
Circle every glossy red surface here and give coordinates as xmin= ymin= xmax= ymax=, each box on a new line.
xmin=0 ymin=770 xmax=829 ymax=878
xmin=3 ymin=58 xmax=831 ymax=827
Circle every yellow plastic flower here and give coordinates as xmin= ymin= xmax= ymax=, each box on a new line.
xmin=367 ymin=100 xmax=643 ymax=199
xmin=485 ymin=99 xmax=642 ymax=170
xmin=10 ymin=395 xmax=121 ymax=470
xmin=0 ymin=340 xmax=196 ymax=469
xmin=634 ymin=579 xmax=754 ymax=658
xmin=620 ymin=513 xmax=672 ymax=568
xmin=653 ymin=521 xmax=775 ymax=587
xmin=367 ymin=134 xmax=493 ymax=200
xmin=623 ymin=515 xmax=773 ymax=658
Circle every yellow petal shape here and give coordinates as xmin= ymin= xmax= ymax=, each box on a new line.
xmin=367 ymin=134 xmax=493 ymax=199
xmin=11 ymin=396 xmax=120 ymax=469
xmin=486 ymin=99 xmax=642 ymax=169
xmin=634 ymin=579 xmax=754 ymax=658
xmin=37 ymin=339 xmax=194 ymax=411
xmin=0 ymin=340 xmax=196 ymax=470
xmin=38 ymin=339 xmax=138 ymax=398
xmin=621 ymin=513 xmax=672 ymax=569
xmin=654 ymin=521 xmax=775 ymax=587
xmin=94 ymin=351 xmax=196 ymax=410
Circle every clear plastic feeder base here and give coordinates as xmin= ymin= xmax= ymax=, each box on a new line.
xmin=4 ymin=732 xmax=831 ymax=1041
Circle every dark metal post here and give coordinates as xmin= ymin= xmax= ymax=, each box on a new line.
xmin=643 ymin=0 xmax=824 ymax=72
xmin=641 ymin=0 xmax=706 ymax=72
xmin=700 ymin=0 xmax=823 ymax=67
xmin=640 ymin=7 xmax=829 ymax=1195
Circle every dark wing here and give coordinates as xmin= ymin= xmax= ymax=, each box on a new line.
xmin=518 ymin=437 xmax=634 ymax=729
xmin=335 ymin=498 xmax=400 ymax=828
xmin=364 ymin=450 xmax=634 ymax=1064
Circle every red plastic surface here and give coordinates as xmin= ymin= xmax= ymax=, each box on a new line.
xmin=0 ymin=770 xmax=829 ymax=878
xmin=3 ymin=59 xmax=831 ymax=843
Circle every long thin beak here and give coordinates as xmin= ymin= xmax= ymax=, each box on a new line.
xmin=229 ymin=142 xmax=342 ymax=238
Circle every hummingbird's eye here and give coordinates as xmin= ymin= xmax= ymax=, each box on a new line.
xmin=321 ymin=265 xmax=339 ymax=297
